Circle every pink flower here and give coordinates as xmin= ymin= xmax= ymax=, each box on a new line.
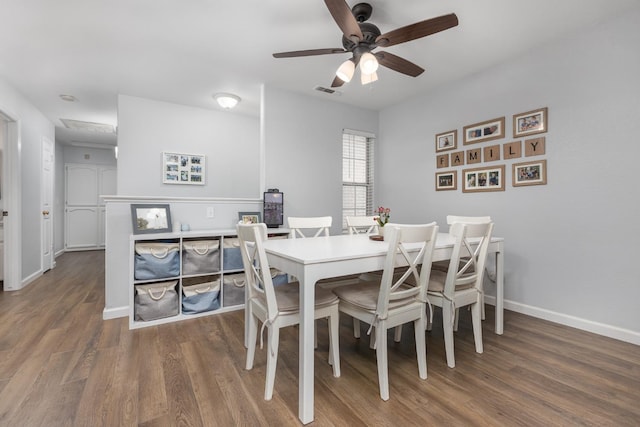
xmin=374 ymin=206 xmax=390 ymax=227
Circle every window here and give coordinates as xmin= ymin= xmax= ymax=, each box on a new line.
xmin=342 ymin=129 xmax=375 ymax=231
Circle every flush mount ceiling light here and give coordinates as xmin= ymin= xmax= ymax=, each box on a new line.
xmin=213 ymin=93 xmax=241 ymax=109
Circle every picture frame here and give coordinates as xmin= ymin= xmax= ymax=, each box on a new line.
xmin=513 ymin=107 xmax=547 ymax=138
xmin=435 ymin=171 xmax=457 ymax=191
xmin=462 ymin=165 xmax=505 ymax=193
xmin=435 ymin=130 xmax=457 ymax=152
xmin=463 ymin=117 xmax=505 ymax=145
xmin=131 ymin=204 xmax=172 ymax=234
xmin=513 ymin=159 xmax=547 ymax=187
xmin=162 ymin=152 xmax=206 ymax=185
xmin=238 ymin=211 xmax=262 ymax=224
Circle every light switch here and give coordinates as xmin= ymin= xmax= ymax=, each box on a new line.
xmin=206 ymin=207 xmax=214 ymax=218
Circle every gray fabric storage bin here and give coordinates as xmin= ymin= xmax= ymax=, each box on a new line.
xmin=182 ymin=240 xmax=220 ymax=275
xmin=223 ymin=272 xmax=246 ymax=307
xmin=134 ymin=280 xmax=179 ymax=321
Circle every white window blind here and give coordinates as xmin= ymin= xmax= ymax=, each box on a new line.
xmin=342 ymin=130 xmax=374 ymax=231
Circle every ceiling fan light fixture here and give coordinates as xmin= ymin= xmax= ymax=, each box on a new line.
xmin=361 ymin=71 xmax=378 ymax=85
xmin=359 ymin=52 xmax=379 ymax=75
xmin=336 ymin=59 xmax=355 ymax=82
xmin=214 ymin=93 xmax=241 ymax=109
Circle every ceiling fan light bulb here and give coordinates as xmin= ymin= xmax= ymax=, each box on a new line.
xmin=336 ymin=59 xmax=355 ymax=82
xmin=214 ymin=93 xmax=241 ymax=109
xmin=360 ymin=52 xmax=379 ymax=75
xmin=361 ymin=71 xmax=378 ymax=85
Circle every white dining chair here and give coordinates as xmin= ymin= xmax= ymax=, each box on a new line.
xmin=346 ymin=215 xmax=379 ymax=235
xmin=345 ymin=215 xmax=382 ymax=339
xmin=426 ymin=220 xmax=493 ymax=368
xmin=287 ymin=216 xmax=332 ymax=239
xmin=432 ymin=215 xmax=492 ymax=321
xmin=333 ymin=222 xmax=439 ymax=400
xmin=237 ymin=222 xmax=341 ymax=400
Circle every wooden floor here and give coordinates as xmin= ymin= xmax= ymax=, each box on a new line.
xmin=0 ymin=251 xmax=638 ymax=426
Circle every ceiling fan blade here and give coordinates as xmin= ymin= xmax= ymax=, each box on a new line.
xmin=331 ymin=76 xmax=345 ymax=88
xmin=375 ymin=51 xmax=424 ymax=77
xmin=376 ymin=13 xmax=459 ymax=47
xmin=273 ymin=48 xmax=348 ymax=58
xmin=324 ymin=0 xmax=363 ymax=43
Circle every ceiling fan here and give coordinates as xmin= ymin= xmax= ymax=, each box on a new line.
xmin=272 ymin=0 xmax=459 ymax=87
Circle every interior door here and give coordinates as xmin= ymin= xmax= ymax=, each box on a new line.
xmin=42 ymin=137 xmax=54 ymax=271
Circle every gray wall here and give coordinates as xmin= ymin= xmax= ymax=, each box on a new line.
xmin=117 ymin=95 xmax=260 ymax=198
xmin=377 ymin=7 xmax=640 ymax=338
xmin=263 ymin=86 xmax=379 ymax=235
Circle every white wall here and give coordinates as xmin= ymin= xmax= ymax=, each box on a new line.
xmin=378 ymin=7 xmax=640 ymax=342
xmin=263 ymin=86 xmax=379 ymax=235
xmin=0 ymin=76 xmax=55 ymax=287
xmin=117 ymin=95 xmax=260 ymax=198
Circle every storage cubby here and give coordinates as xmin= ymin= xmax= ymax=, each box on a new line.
xmin=129 ymin=229 xmax=289 ymax=329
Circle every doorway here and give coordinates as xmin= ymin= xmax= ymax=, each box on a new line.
xmin=0 ymin=109 xmax=22 ymax=290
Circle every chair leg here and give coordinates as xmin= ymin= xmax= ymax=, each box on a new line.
xmin=264 ymin=326 xmax=280 ymax=401
xmin=314 ymin=320 xmax=318 ymax=349
xmin=414 ymin=317 xmax=427 ymax=380
xmin=471 ymin=301 xmax=484 ymax=354
xmin=375 ymin=322 xmax=390 ymax=401
xmin=353 ymin=318 xmax=361 ymax=338
xmin=453 ymin=308 xmax=460 ymax=332
xmin=245 ymin=313 xmax=258 ymax=370
xmin=442 ymin=304 xmax=456 ymax=368
xmin=425 ymin=304 xmax=433 ymax=331
xmin=394 ymin=325 xmax=402 ymax=342
xmin=328 ymin=313 xmax=341 ymax=377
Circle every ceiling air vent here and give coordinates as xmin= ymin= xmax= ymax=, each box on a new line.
xmin=314 ymin=86 xmax=336 ymax=94
xmin=60 ymin=119 xmax=115 ymax=133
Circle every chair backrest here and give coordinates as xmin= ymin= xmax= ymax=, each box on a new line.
xmin=236 ymin=222 xmax=278 ymax=319
xmin=443 ymin=221 xmax=494 ymax=298
xmin=375 ymin=222 xmax=439 ymax=320
xmin=346 ymin=215 xmax=378 ymax=235
xmin=446 ymin=215 xmax=491 ymax=227
xmin=287 ymin=216 xmax=332 ymax=239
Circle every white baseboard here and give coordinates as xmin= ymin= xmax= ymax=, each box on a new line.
xmin=484 ymin=295 xmax=640 ymax=346
xmin=103 ymin=306 xmax=129 ymax=320
xmin=19 ymin=269 xmax=42 ymax=290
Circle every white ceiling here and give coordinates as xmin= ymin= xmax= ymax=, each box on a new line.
xmin=1 ymin=0 xmax=637 ymax=147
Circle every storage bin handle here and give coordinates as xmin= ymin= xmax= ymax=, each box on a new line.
xmin=147 ymin=287 xmax=168 ymax=301
xmin=193 ymin=245 xmax=210 ymax=255
xmin=150 ymin=248 xmax=169 ymax=258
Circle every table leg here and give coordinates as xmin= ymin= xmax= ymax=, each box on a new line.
xmin=495 ymin=242 xmax=504 ymax=335
xmin=299 ymin=271 xmax=316 ymax=424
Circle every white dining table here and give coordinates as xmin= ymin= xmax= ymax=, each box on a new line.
xmin=262 ymin=232 xmax=504 ymax=425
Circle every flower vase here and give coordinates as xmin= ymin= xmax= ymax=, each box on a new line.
xmin=378 ymin=225 xmax=385 ymax=240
